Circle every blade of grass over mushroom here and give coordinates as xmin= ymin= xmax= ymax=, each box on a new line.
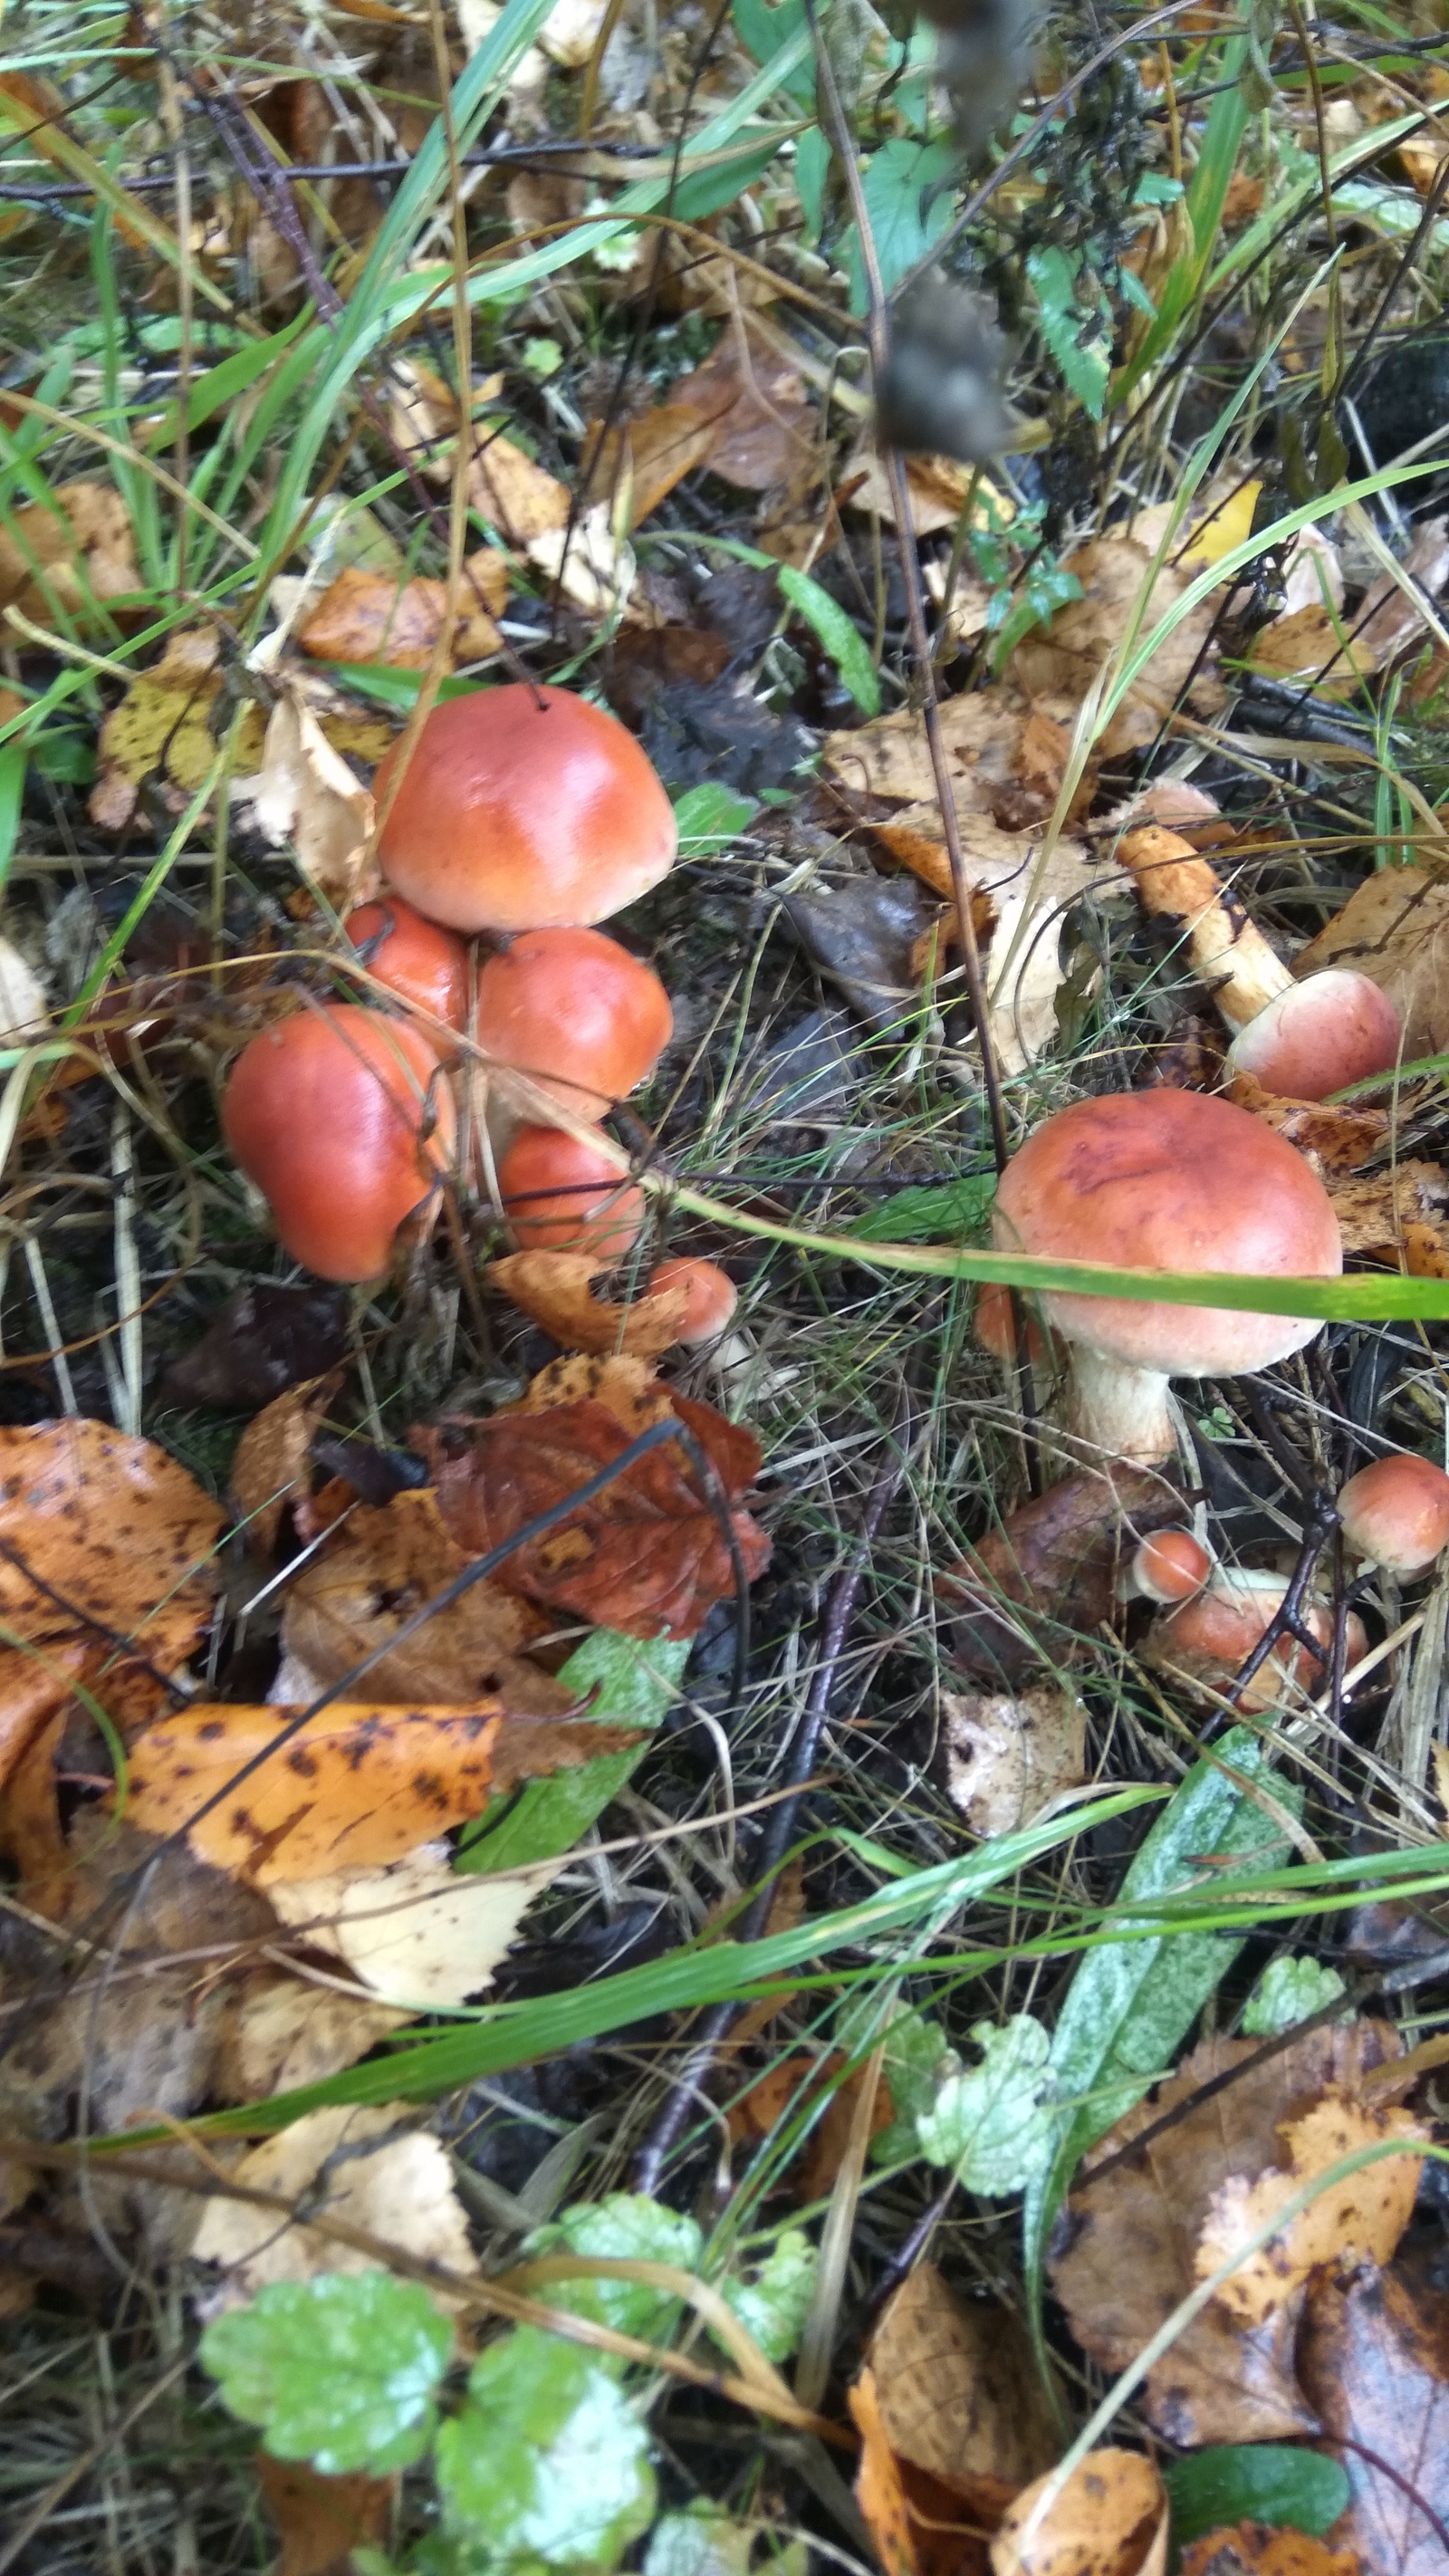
xmin=455 ymin=1631 xmax=691 ymax=1876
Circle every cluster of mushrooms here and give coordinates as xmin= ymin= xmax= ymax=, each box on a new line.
xmin=223 ymin=682 xmax=736 ymax=1349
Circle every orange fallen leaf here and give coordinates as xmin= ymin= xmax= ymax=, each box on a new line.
xmin=0 ymin=476 xmax=139 ymax=629
xmin=868 ymin=2264 xmax=1058 ymax=2514
xmin=121 ymin=1700 xmax=641 ymax=1884
xmin=728 ymin=2050 xmax=895 ymax=2202
xmin=990 ymin=2449 xmax=1167 ymax=2576
xmin=1227 ymin=1072 xmax=1392 ymax=1177
xmin=298 ymin=552 xmax=508 ymax=668
xmin=1319 ymin=1161 xmax=1449 ymax=1259
xmin=667 ymin=318 xmax=817 ymax=493
xmin=256 ymin=2456 xmax=395 ymax=2576
xmin=490 ymin=1251 xmax=692 ymax=1357
xmin=850 ymin=2366 xmax=992 ymax=2576
xmin=467 ymin=430 xmax=571 ymax=545
xmin=1195 ymin=2091 xmax=1426 ymax=2325
xmin=581 ymin=404 xmax=723 ymax=530
xmin=232 ymin=1374 xmax=342 ymax=1559
xmin=1180 ymin=2523 xmax=1360 ymax=2576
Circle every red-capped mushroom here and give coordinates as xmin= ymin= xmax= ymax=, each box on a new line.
xmin=374 ymin=684 xmax=677 ymax=933
xmin=645 ymin=1256 xmax=737 ymax=1344
xmin=344 ymin=897 xmax=469 ymax=1033
xmin=224 ymin=1005 xmax=456 ymax=1282
xmin=974 ymin=1279 xmax=1058 ymax=1370
xmin=1143 ymin=1567 xmax=1367 ymax=1714
xmin=1338 ymin=1452 xmax=1449 ymax=1575
xmin=1128 ymin=1526 xmax=1214 ymax=1604
xmin=1225 ymin=968 xmax=1402 ymax=1102
xmin=475 ymin=928 xmax=672 ymax=1118
xmin=991 ymin=1089 xmax=1343 ymax=1463
xmin=497 ymin=1125 xmax=644 ymax=1260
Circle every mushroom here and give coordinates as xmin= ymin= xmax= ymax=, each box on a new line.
xmin=1118 ymin=825 xmax=1403 ymax=1101
xmin=991 ymin=1088 xmax=1343 ymax=1463
xmin=496 ymin=1125 xmax=644 ymax=1260
xmin=1338 ymin=1453 xmax=1449 ymax=1576
xmin=343 ymin=897 xmax=469 ymax=1033
xmin=974 ymin=1278 xmax=1058 ymax=1370
xmin=1126 ymin=1526 xmax=1214 ymax=1604
xmin=475 ymin=928 xmax=672 ymax=1119
xmin=374 ymin=684 xmax=677 ymax=933
xmin=644 ymin=1257 xmax=737 ymax=1343
xmin=224 ymin=1006 xmax=456 ymax=1282
xmin=1143 ymin=1567 xmax=1367 ymax=1715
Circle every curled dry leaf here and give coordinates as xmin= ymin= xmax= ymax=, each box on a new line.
xmin=849 ymin=2365 xmax=993 ymax=2576
xmin=120 ymin=1699 xmax=641 ymax=1885
xmin=1298 ymin=867 xmax=1449 ymax=1062
xmin=192 ymin=2102 xmax=477 ymax=2305
xmin=267 ymin=1840 xmax=548 ymax=2008
xmin=990 ymin=2449 xmax=1168 ymax=2576
xmin=490 ymin=1251 xmax=693 ymax=1358
xmin=868 ymin=2263 xmax=1059 ymax=2514
xmin=1008 ymin=534 xmax=1224 ymax=756
xmin=297 ymin=551 xmax=508 ymax=668
xmin=1297 ymin=2261 xmax=1449 ymax=2576
xmin=1049 ymin=2022 xmax=1404 ymax=2446
xmin=231 ymin=1374 xmax=341 ymax=1559
xmin=0 ymin=477 xmax=139 ymax=630
xmin=943 ymin=1686 xmax=1087 ymax=1837
xmin=942 ymin=1467 xmax=1183 ymax=1688
xmin=1196 ymin=2091 xmax=1426 ymax=2325
xmin=1180 ymin=2528 xmax=1359 ymax=2576
xmin=283 ymin=1490 xmax=574 ymax=1718
xmin=417 ymin=1360 xmax=771 ymax=1638
xmin=242 ymin=685 xmax=379 ymax=911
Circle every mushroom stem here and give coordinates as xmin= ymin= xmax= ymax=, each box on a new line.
xmin=1118 ymin=826 xmax=1293 ymax=1032
xmin=1064 ymin=1344 xmax=1176 ymax=1465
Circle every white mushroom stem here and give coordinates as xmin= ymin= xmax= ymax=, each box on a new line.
xmin=1118 ymin=826 xmax=1294 ymax=1033
xmin=1063 ymin=1343 xmax=1177 ymax=1465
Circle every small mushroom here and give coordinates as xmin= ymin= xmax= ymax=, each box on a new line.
xmin=374 ymin=684 xmax=677 ymax=933
xmin=1144 ymin=1568 xmax=1367 ymax=1714
xmin=496 ymin=1125 xmax=644 ymax=1260
xmin=343 ymin=897 xmax=469 ymax=1032
xmin=1126 ymin=1526 xmax=1214 ymax=1604
xmin=991 ymin=1088 xmax=1343 ymax=1463
xmin=644 ymin=1257 xmax=737 ymax=1344
xmin=1338 ymin=1453 xmax=1449 ymax=1576
xmin=223 ymin=1006 xmax=456 ymax=1282
xmin=974 ymin=1279 xmax=1059 ymax=1370
xmin=475 ymin=928 xmax=672 ymax=1119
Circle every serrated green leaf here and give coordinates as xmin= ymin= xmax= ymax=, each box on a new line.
xmin=776 ymin=566 xmax=878 ymax=715
xmin=1242 ymin=1954 xmax=1347 ymax=2036
xmin=1023 ymin=1726 xmax=1300 ymax=2293
xmin=850 ymin=1175 xmax=996 ymax=1245
xmin=916 ymin=2015 xmax=1055 ymax=2196
xmin=848 ymin=139 xmax=955 ymax=313
xmin=522 ymin=2191 xmax=703 ymax=2340
xmin=724 ymin=2227 xmax=817 ymax=2362
xmin=199 ymin=2273 xmax=451 ymax=2476
xmin=435 ymin=2326 xmax=655 ymax=2566
xmin=456 ymin=1630 xmax=690 ymax=1876
xmin=644 ymin=2508 xmax=758 ymax=2576
xmin=1026 ymin=245 xmax=1110 ymax=420
xmin=672 ymin=780 xmax=760 ymax=856
xmin=1164 ymin=2446 xmax=1350 ymax=2549
xmin=855 ymin=2004 xmax=957 ymax=2161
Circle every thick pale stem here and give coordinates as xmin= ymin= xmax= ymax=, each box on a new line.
xmin=1064 ymin=1342 xmax=1176 ymax=1465
xmin=1119 ymin=826 xmax=1294 ymax=1033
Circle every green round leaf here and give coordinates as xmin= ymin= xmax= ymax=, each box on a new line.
xmin=521 ymin=2191 xmax=703 ymax=2341
xmin=436 ymin=2325 xmax=656 ymax=2567
xmin=1164 ymin=2446 xmax=1350 ymax=2549
xmin=199 ymin=2272 xmax=452 ymax=2476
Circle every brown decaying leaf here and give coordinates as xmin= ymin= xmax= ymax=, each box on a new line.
xmin=850 ymin=2366 xmax=992 ymax=2576
xmin=231 ymin=1374 xmax=341 ymax=1560
xmin=1298 ymin=2261 xmax=1449 ymax=2576
xmin=87 ymin=628 xmax=268 ymax=831
xmin=1227 ymin=1072 xmax=1392 ymax=1176
xmin=1008 ymin=534 xmax=1224 ymax=757
xmin=1320 ymin=1161 xmax=1449 ymax=1259
xmin=728 ymin=2052 xmax=895 ymax=2204
xmin=212 ymin=1973 xmax=407 ymax=2105
xmin=121 ymin=1699 xmax=640 ymax=1885
xmin=297 ymin=551 xmax=508 ymax=668
xmin=283 ymin=1490 xmax=574 ymax=1718
xmin=1298 ymin=867 xmax=1449 ymax=1063
xmin=1180 ymin=2528 xmax=1359 ymax=2576
xmin=417 ymin=1362 xmax=770 ymax=1638
xmin=667 ymin=318 xmax=816 ymax=493
xmin=989 ymin=2448 xmax=1168 ymax=2576
xmin=868 ymin=2264 xmax=1059 ymax=2512
xmin=467 ymin=428 xmax=571 ymax=545
xmin=244 ymin=687 xmax=380 ymax=910
xmin=255 ymin=2456 xmax=395 ymax=2576
xmin=491 ymin=1250 xmax=693 ymax=1358
xmin=1048 ymin=2022 xmax=1404 ymax=2447
xmin=1195 ymin=2091 xmax=1426 ymax=2323
xmin=192 ymin=2101 xmax=478 ymax=2303
xmin=842 ymin=448 xmax=999 ymax=540
xmin=942 ymin=1686 xmax=1087 ymax=1837
xmin=825 ymin=690 xmax=1086 ymax=836
xmin=942 ymin=1467 xmax=1183 ymax=1687
xmin=581 ymin=404 xmax=724 ymax=532
xmin=0 ymin=476 xmax=139 ymax=630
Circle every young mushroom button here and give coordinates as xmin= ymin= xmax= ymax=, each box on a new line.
xmin=1338 ymin=1454 xmax=1449 ymax=1576
xmin=343 ymin=898 xmax=469 ymax=1033
xmin=991 ymin=1089 xmax=1343 ymax=1463
xmin=475 ymin=928 xmax=672 ymax=1120
xmin=374 ymin=685 xmax=677 ymax=934
xmin=497 ymin=1126 xmax=645 ymax=1262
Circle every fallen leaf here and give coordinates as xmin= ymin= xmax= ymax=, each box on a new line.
xmin=267 ymin=1840 xmax=548 ymax=2006
xmin=1008 ymin=534 xmax=1224 ymax=757
xmin=528 ymin=502 xmax=636 ymax=620
xmin=1297 ymin=868 xmax=1449 ymax=1063
xmin=1196 ymin=2093 xmax=1426 ymax=2324
xmin=491 ymin=1251 xmax=692 ymax=1357
xmin=282 ymin=1491 xmax=574 ymax=1718
xmin=297 ymin=553 xmax=508 ymax=668
xmin=161 ymin=1283 xmax=350 ymax=1412
xmin=667 ymin=319 xmax=816 ymax=492
xmin=192 ymin=2102 xmax=478 ymax=2302
xmin=0 ymin=937 xmax=47 ymax=1045
xmin=868 ymin=2264 xmax=1058 ymax=2511
xmin=1049 ymin=2023 xmax=1404 ymax=2446
xmin=255 ymin=2456 xmax=395 ymax=2576
xmin=843 ymin=448 xmax=1012 ymax=538
xmin=782 ymin=871 xmax=943 ymax=1034
xmin=825 ymin=689 xmax=1049 ymax=826
xmin=1320 ymin=1160 xmax=1449 ymax=1257
xmin=242 ymin=685 xmax=379 ymax=909
xmin=87 ymin=628 xmax=268 ymax=830
xmin=121 ymin=1700 xmax=639 ymax=1885
xmin=417 ymin=1378 xmax=771 ymax=1638
xmin=231 ymin=1375 xmax=341 ymax=1559
xmin=1404 ymin=1221 xmax=1449 ymax=1278
xmin=728 ymin=2050 xmax=895 ymax=2202
xmin=581 ymin=404 xmax=724 ymax=531
xmin=0 ymin=477 xmax=139 ymax=630
xmin=990 ymin=2448 xmax=1168 ymax=2576
xmin=943 ymin=1686 xmax=1087 ymax=1836
xmin=213 ymin=1971 xmax=408 ymax=2103
xmin=1227 ymin=1072 xmax=1392 ymax=1175
xmin=850 ymin=2365 xmax=992 ymax=2576
xmin=942 ymin=1467 xmax=1183 ymax=1688
xmin=1180 ymin=2529 xmax=1359 ymax=2576
xmin=1354 ymin=514 xmax=1449 ymax=668
xmin=1298 ymin=2263 xmax=1449 ymax=2576
xmin=467 ymin=429 xmax=571 ymax=544
xmin=1247 ymin=605 xmax=1377 ymax=697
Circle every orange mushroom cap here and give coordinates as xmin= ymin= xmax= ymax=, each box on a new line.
xmin=1338 ymin=1452 xmax=1449 ymax=1574
xmin=224 ymin=1005 xmax=456 ymax=1283
xmin=344 ymin=897 xmax=469 ymax=1033
xmin=646 ymin=1256 xmax=737 ymax=1343
xmin=374 ymin=685 xmax=677 ymax=933
xmin=1225 ymin=968 xmax=1402 ymax=1103
xmin=1145 ymin=1568 xmax=1366 ymax=1713
xmin=974 ymin=1279 xmax=1057 ymax=1368
xmin=1129 ymin=1527 xmax=1213 ymax=1604
xmin=475 ymin=928 xmax=671 ymax=1119
xmin=497 ymin=1126 xmax=645 ymax=1261
xmin=992 ymin=1089 xmax=1343 ymax=1460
